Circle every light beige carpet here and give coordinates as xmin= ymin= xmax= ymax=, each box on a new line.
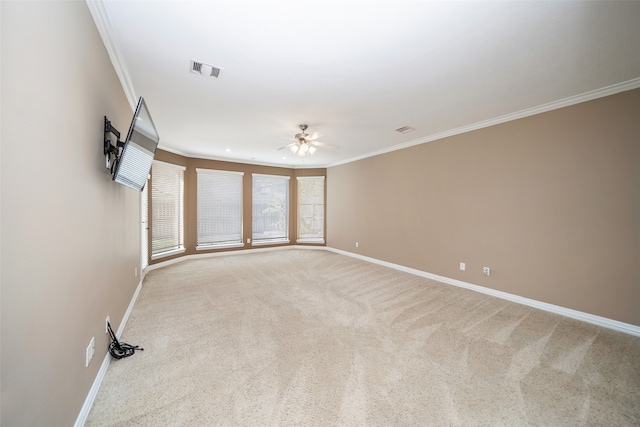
xmin=86 ymin=249 xmax=640 ymax=426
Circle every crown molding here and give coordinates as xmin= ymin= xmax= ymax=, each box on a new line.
xmin=156 ymin=144 xmax=329 ymax=170
xmin=85 ymin=0 xmax=639 ymax=169
xmin=85 ymin=0 xmax=137 ymax=110
xmin=328 ymin=77 xmax=640 ymax=168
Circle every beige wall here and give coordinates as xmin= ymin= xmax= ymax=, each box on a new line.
xmin=1 ymin=2 xmax=141 ymax=425
xmin=1 ymin=5 xmax=636 ymax=426
xmin=150 ymin=150 xmax=326 ymax=265
xmin=327 ymin=88 xmax=640 ymax=326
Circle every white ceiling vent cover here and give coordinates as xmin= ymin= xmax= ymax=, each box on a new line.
xmin=190 ymin=60 xmax=221 ymax=78
xmin=395 ymin=126 xmax=415 ymax=134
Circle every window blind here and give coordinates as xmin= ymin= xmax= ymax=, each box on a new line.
xmin=297 ymin=176 xmax=325 ymax=243
xmin=141 ymin=182 xmax=149 ymax=269
xmin=252 ymin=174 xmax=289 ymax=244
xmin=196 ymin=169 xmax=244 ymax=248
xmin=151 ymin=161 xmax=185 ymax=256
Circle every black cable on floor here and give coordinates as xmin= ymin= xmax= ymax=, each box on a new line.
xmin=107 ymin=321 xmax=143 ymax=359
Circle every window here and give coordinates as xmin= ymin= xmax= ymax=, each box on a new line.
xmin=151 ymin=161 xmax=185 ymax=259
xmin=196 ymin=169 xmax=244 ymax=249
xmin=297 ymin=176 xmax=325 ymax=243
xmin=141 ymin=181 xmax=149 ymax=270
xmin=252 ymin=174 xmax=289 ymax=245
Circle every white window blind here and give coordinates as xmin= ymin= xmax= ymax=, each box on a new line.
xmin=252 ymin=174 xmax=289 ymax=245
xmin=141 ymin=182 xmax=149 ymax=269
xmin=196 ymin=169 xmax=244 ymax=249
xmin=151 ymin=161 xmax=185 ymax=258
xmin=297 ymin=176 xmax=325 ymax=243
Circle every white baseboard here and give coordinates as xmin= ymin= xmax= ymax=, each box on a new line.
xmin=325 ymin=247 xmax=640 ymax=337
xmin=146 ymin=244 xmax=302 ymax=272
xmin=74 ymin=244 xmax=639 ymax=425
xmin=74 ymin=278 xmax=144 ymax=427
xmin=146 ymin=244 xmax=640 ymax=337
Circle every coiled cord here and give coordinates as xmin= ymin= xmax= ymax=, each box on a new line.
xmin=107 ymin=322 xmax=143 ymax=359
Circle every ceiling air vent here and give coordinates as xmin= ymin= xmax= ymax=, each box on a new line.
xmin=190 ymin=60 xmax=221 ymax=78
xmin=395 ymin=126 xmax=415 ymax=134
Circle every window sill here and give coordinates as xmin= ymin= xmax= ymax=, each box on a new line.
xmin=296 ymin=238 xmax=325 ymax=244
xmin=151 ymin=247 xmax=185 ymax=260
xmin=251 ymin=238 xmax=290 ymax=246
xmin=196 ymin=242 xmax=245 ymax=251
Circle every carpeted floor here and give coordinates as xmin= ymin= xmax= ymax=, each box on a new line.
xmin=86 ymin=249 xmax=640 ymax=426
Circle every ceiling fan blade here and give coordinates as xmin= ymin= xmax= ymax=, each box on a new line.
xmin=307 ymin=131 xmax=323 ymax=141
xmin=310 ymin=140 xmax=339 ymax=149
xmin=277 ymin=142 xmax=297 ymax=151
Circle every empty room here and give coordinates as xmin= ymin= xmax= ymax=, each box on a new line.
xmin=1 ymin=1 xmax=639 ymax=426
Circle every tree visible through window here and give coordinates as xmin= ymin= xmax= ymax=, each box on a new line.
xmin=297 ymin=176 xmax=325 ymax=243
xmin=252 ymin=174 xmax=289 ymax=244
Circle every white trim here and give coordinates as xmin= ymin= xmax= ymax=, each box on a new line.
xmin=74 ymin=279 xmax=144 ymax=427
xmin=297 ymin=176 xmax=325 ymax=181
xmin=90 ymin=3 xmax=640 ymax=174
xmin=156 ymin=144 xmax=312 ymax=169
xmin=252 ymin=172 xmax=291 ymax=180
xmin=196 ymin=242 xmax=245 ymax=250
xmin=85 ymin=0 xmax=137 ymax=110
xmin=151 ymin=78 xmax=640 ymax=171
xmin=146 ymin=252 xmax=190 ymax=271
xmin=195 ymin=168 xmax=244 ymax=176
xmin=152 ymin=160 xmax=186 ymax=171
xmin=75 ymin=244 xmax=639 ymax=425
xmin=146 ymin=245 xmax=300 ymax=271
xmin=143 ymin=245 xmax=639 ymax=336
xmin=328 ymin=77 xmax=640 ymax=168
xmin=150 ymin=247 xmax=186 ymax=260
xmin=324 ymin=247 xmax=640 ymax=337
xmin=297 ymin=238 xmax=325 ymax=244
xmin=252 ymin=238 xmax=290 ymax=246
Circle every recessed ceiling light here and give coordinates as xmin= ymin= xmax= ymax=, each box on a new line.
xmin=395 ymin=126 xmax=415 ymax=133
xmin=225 ymin=148 xmax=231 ymax=152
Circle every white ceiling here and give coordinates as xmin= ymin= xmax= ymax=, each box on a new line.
xmin=91 ymin=0 xmax=640 ymax=168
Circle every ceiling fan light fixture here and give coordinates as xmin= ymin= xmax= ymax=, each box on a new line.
xmin=277 ymin=124 xmax=335 ymax=156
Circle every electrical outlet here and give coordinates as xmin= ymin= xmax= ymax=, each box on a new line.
xmin=106 ymin=316 xmax=110 ymax=334
xmin=86 ymin=337 xmax=95 ymax=367
xmin=247 ymin=238 xmax=251 ymax=244
xmin=483 ymin=267 xmax=491 ymax=276
xmin=460 ymin=262 xmax=466 ymax=271
xmin=355 ymin=242 xmax=359 ymax=248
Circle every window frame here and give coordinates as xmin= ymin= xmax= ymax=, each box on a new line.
xmin=196 ymin=168 xmax=245 ymax=250
xmin=150 ymin=160 xmax=186 ymax=260
xmin=251 ymin=173 xmax=290 ymax=246
xmin=296 ymin=176 xmax=325 ymax=244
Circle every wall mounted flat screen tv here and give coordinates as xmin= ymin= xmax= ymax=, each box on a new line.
xmin=112 ymin=97 xmax=159 ymax=191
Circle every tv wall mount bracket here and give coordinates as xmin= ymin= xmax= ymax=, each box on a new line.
xmin=104 ymin=116 xmax=124 ymax=171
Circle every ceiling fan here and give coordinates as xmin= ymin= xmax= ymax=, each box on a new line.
xmin=278 ymin=124 xmax=339 ymax=157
